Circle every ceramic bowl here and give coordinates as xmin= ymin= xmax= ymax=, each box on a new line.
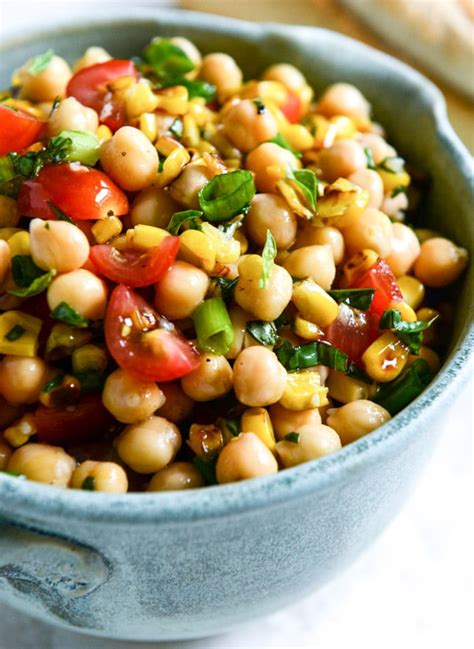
xmin=0 ymin=8 xmax=472 ymax=642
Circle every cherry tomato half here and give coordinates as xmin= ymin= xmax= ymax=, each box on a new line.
xmin=18 ymin=162 xmax=129 ymax=220
xmin=66 ymin=60 xmax=138 ymax=131
xmin=351 ymin=259 xmax=403 ymax=316
xmin=105 ymin=284 xmax=200 ymax=382
xmin=90 ymin=236 xmax=180 ymax=287
xmin=280 ymin=92 xmax=303 ymax=123
xmin=0 ymin=104 xmax=44 ymax=155
xmin=324 ymin=303 xmax=379 ymax=362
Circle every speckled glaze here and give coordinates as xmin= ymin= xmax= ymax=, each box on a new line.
xmin=0 ymin=9 xmax=472 ymax=642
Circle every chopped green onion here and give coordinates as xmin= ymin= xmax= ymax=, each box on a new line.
xmin=259 ymin=229 xmax=277 ymax=289
xmin=27 ymin=49 xmax=54 ymax=75
xmin=51 ymin=302 xmax=89 ymax=328
xmin=47 ymin=201 xmax=77 ymax=224
xmin=288 ymin=168 xmax=318 ymax=210
xmin=283 ymin=432 xmax=299 ymax=443
xmin=142 ymin=38 xmax=195 ymax=79
xmin=198 ymin=170 xmax=256 ymax=222
xmin=166 ymin=209 xmax=202 ymax=235
xmin=193 ymin=297 xmax=234 ymax=355
xmin=328 ymin=288 xmax=375 ymax=311
xmin=82 ymin=476 xmax=96 ymax=491
xmin=4 ymin=324 xmax=26 ymax=341
xmin=380 ymin=309 xmax=438 ymax=354
xmin=270 ymin=133 xmax=302 ymax=158
xmin=374 ymin=359 xmax=431 ymax=415
xmin=55 ymin=130 xmax=100 ymax=166
xmin=209 ymin=276 xmax=239 ymax=303
xmin=391 ymin=185 xmax=406 ymax=198
xmin=246 ymin=321 xmax=279 ymax=346
xmin=169 ymin=118 xmax=184 ymax=139
xmin=193 ymin=456 xmax=217 ymax=485
xmin=363 ymin=147 xmax=376 ymax=170
xmin=41 ymin=374 xmax=64 ymax=393
xmin=377 ymin=156 xmax=405 ymax=174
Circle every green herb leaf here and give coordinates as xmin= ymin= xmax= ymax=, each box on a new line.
xmin=1 ymin=469 xmax=26 ymax=479
xmin=380 ymin=309 xmax=438 ymax=354
xmin=41 ymin=374 xmax=64 ymax=393
xmin=246 ymin=320 xmax=279 ymax=346
xmin=198 ymin=170 xmax=256 ymax=222
xmin=288 ymin=168 xmax=318 ymax=210
xmin=375 ymin=358 xmax=431 ymax=415
xmin=276 ymin=339 xmax=355 ymax=374
xmin=193 ymin=456 xmax=217 ymax=485
xmin=47 ymin=201 xmax=77 ymax=224
xmin=224 ymin=418 xmax=240 ymax=437
xmin=328 ymin=288 xmax=375 ymax=311
xmin=51 ymin=302 xmax=89 ymax=328
xmin=259 ymin=229 xmax=277 ymax=289
xmin=82 ymin=476 xmax=96 ymax=491
xmin=143 ymin=38 xmax=195 ymax=79
xmin=11 ymin=255 xmax=45 ymax=287
xmin=209 ymin=276 xmax=239 ymax=303
xmin=9 ymin=260 xmax=55 ymax=297
xmin=377 ymin=156 xmax=405 ymax=174
xmin=363 ymin=147 xmax=376 ymax=170
xmin=27 ymin=49 xmax=54 ymax=75
xmin=283 ymin=432 xmax=300 ymax=443
xmin=391 ymin=185 xmax=406 ymax=198
xmin=4 ymin=324 xmax=26 ymax=341
xmin=73 ymin=370 xmax=106 ymax=394
xmin=160 ymin=77 xmax=216 ymax=101
xmin=166 ymin=209 xmax=202 ymax=235
xmin=0 ymin=156 xmax=18 ymax=197
xmin=9 ymin=135 xmax=71 ymax=179
xmin=270 ymin=133 xmax=302 ymax=158
xmin=193 ymin=297 xmax=234 ymax=355
xmin=170 ymin=118 xmax=184 ymax=139
xmin=55 ymin=130 xmax=100 ymax=166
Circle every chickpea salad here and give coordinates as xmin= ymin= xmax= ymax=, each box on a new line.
xmin=0 ymin=39 xmax=469 ymax=493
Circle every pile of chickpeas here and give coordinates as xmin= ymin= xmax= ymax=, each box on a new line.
xmin=0 ymin=38 xmax=468 ymax=493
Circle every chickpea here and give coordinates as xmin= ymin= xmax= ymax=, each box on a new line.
xmin=0 ymin=239 xmax=11 ymax=284
xmin=382 ymin=190 xmax=408 ymax=219
xmin=262 ymin=63 xmax=307 ymax=93
xmin=73 ymin=46 xmax=112 ymax=72
xmin=100 ymin=126 xmax=159 ymax=191
xmin=235 ymin=255 xmax=292 ymax=321
xmin=200 ymin=53 xmax=243 ymax=103
xmin=19 ymin=55 xmax=71 ymax=101
xmin=295 ymin=224 xmax=345 ymax=265
xmin=29 ymin=219 xmax=90 ymax=273
xmin=276 ymin=425 xmax=341 ymax=467
xmin=385 ymin=223 xmax=421 ymax=277
xmin=154 ymin=261 xmax=209 ymax=321
xmin=47 ymin=97 xmax=99 ymax=136
xmin=155 ymin=382 xmax=194 ymax=423
xmin=414 ymin=237 xmax=468 ymax=288
xmin=348 ymin=169 xmax=384 ymax=209
xmin=169 ymin=163 xmax=214 ymax=209
xmin=246 ymin=194 xmax=297 ymax=249
xmin=148 ymin=462 xmax=204 ymax=491
xmin=8 ymin=443 xmax=76 ymax=487
xmin=246 ymin=142 xmax=299 ymax=193
xmin=216 ymin=432 xmax=278 ymax=484
xmin=130 ymin=186 xmax=181 ymax=229
xmin=71 ymin=460 xmax=128 ymax=493
xmin=269 ymin=402 xmax=322 ymax=440
xmin=233 ymin=347 xmax=287 ymax=407
xmin=181 ymin=354 xmax=233 ymax=402
xmin=357 ymin=133 xmax=396 ymax=165
xmin=327 ymin=400 xmax=390 ymax=445
xmin=0 ymin=434 xmax=12 ymax=470
xmin=102 ymin=369 xmax=165 ymax=424
xmin=318 ymin=139 xmax=367 ymax=183
xmin=0 ymin=356 xmax=49 ymax=404
xmin=222 ymin=99 xmax=278 ymax=152
xmin=283 ymin=245 xmax=335 ymax=290
xmin=47 ymin=269 xmax=108 ymax=320
xmin=343 ymin=208 xmax=393 ymax=258
xmin=115 ymin=416 xmax=181 ymax=474
xmin=318 ymin=83 xmax=370 ymax=121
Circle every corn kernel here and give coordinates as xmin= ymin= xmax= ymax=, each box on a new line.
xmin=39 ymin=374 xmax=81 ymax=408
xmin=7 ymin=230 xmax=30 ymax=256
xmin=4 ymin=414 xmax=37 ymax=448
xmin=318 ymin=179 xmax=369 ymax=226
xmin=241 ymin=407 xmax=276 ymax=451
xmin=182 ymin=114 xmax=200 ymax=148
xmin=45 ymin=324 xmax=93 ymax=360
xmin=125 ymin=224 xmax=170 ymax=250
xmin=327 ymin=370 xmax=371 ymax=403
xmin=200 ymin=222 xmax=240 ymax=264
xmin=398 ymin=275 xmax=425 ymax=310
xmin=282 ymin=124 xmax=314 ymax=151
xmin=407 ymin=346 xmax=441 ymax=375
xmin=292 ymin=280 xmax=339 ymax=328
xmin=188 ymin=423 xmax=223 ymax=459
xmin=233 ymin=228 xmax=248 ymax=255
xmin=343 ymin=249 xmax=379 ymax=285
xmin=293 ymin=314 xmax=324 ymax=341
xmin=0 ymin=196 xmax=19 ymax=228
xmin=0 ymin=310 xmax=42 ymax=357
xmin=279 ymin=370 xmax=328 ymax=410
xmin=239 ymin=80 xmax=288 ymax=106
xmin=377 ymin=167 xmax=411 ymax=194
xmin=416 ymin=307 xmax=441 ymax=347
xmin=72 ymin=344 xmax=108 ymax=374
xmin=0 ymin=227 xmax=22 ymax=241
xmin=387 ymin=299 xmax=417 ymax=322
xmin=156 ymin=148 xmax=191 ymax=188
xmin=155 ymin=135 xmax=184 ymax=157
xmin=330 ymin=115 xmax=357 ymax=140
xmin=139 ymin=112 xmax=158 ymax=142
xmin=96 ymin=124 xmax=113 ymax=144
xmin=125 ymin=80 xmax=159 ymax=117
xmin=276 ymin=179 xmax=313 ymax=219
xmin=155 ymin=86 xmax=189 ymax=115
xmin=108 ymin=75 xmax=136 ymax=92
xmin=362 ymin=332 xmax=409 ymax=382
xmin=187 ymin=99 xmax=211 ymax=127
xmin=179 ymin=229 xmax=216 ymax=272
xmin=91 ymin=216 xmax=123 ymax=244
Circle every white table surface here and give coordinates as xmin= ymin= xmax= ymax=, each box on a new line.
xmin=1 ymin=2 xmax=473 ymax=648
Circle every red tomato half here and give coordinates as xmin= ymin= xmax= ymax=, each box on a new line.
xmin=18 ymin=162 xmax=129 ymax=220
xmin=105 ymin=285 xmax=200 ymax=382
xmin=280 ymin=92 xmax=303 ymax=123
xmin=90 ymin=236 xmax=180 ymax=287
xmin=0 ymin=105 xmax=44 ymax=155
xmin=324 ymin=304 xmax=379 ymax=362
xmin=351 ymin=259 xmax=403 ymax=316
xmin=66 ymin=60 xmax=138 ymax=131
xmin=35 ymin=395 xmax=114 ymax=446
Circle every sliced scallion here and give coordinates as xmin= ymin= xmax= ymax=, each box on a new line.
xmin=193 ymin=297 xmax=234 ymax=355
xmin=56 ymin=130 xmax=100 ymax=166
xmin=198 ymin=170 xmax=256 ymax=222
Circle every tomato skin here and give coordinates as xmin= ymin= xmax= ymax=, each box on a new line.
xmin=89 ymin=236 xmax=180 ymax=287
xmin=0 ymin=105 xmax=44 ymax=155
xmin=18 ymin=162 xmax=129 ymax=220
xmin=280 ymin=92 xmax=303 ymax=123
xmin=105 ymin=285 xmax=200 ymax=382
xmin=324 ymin=304 xmax=379 ymax=362
xmin=351 ymin=259 xmax=403 ymax=316
xmin=66 ymin=60 xmax=138 ymax=131
xmin=35 ymin=395 xmax=114 ymax=446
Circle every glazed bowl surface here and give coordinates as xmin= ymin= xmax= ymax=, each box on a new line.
xmin=0 ymin=8 xmax=472 ymax=642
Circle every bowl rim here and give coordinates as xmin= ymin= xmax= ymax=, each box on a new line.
xmin=0 ymin=8 xmax=473 ymax=526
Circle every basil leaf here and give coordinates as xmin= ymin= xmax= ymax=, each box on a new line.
xmin=363 ymin=147 xmax=376 ymax=170
xmin=275 ymin=339 xmax=355 ymax=374
xmin=160 ymin=78 xmax=216 ymax=101
xmin=193 ymin=456 xmax=217 ymax=485
xmin=328 ymin=288 xmax=375 ymax=311
xmin=288 ymin=168 xmax=318 ymax=210
xmin=48 ymin=201 xmax=76 ymax=224
xmin=380 ymin=309 xmax=438 ymax=354
xmin=27 ymin=49 xmax=54 ymax=75
xmin=209 ymin=276 xmax=239 ymax=303
xmin=377 ymin=156 xmax=405 ymax=174
xmin=82 ymin=476 xmax=96 ymax=491
xmin=11 ymin=255 xmax=44 ymax=287
xmin=198 ymin=170 xmax=256 ymax=222
xmin=270 ymin=134 xmax=302 ymax=158
xmin=259 ymin=229 xmax=277 ymax=289
xmin=143 ymin=38 xmax=195 ymax=79
xmin=51 ymin=302 xmax=89 ymax=328
xmin=9 ymin=135 xmax=71 ymax=178
xmin=246 ymin=321 xmax=279 ymax=346
xmin=9 ymin=272 xmax=55 ymax=298
xmin=375 ymin=359 xmax=431 ymax=415
xmin=4 ymin=324 xmax=25 ymax=341
xmin=283 ymin=432 xmax=299 ymax=443
xmin=166 ymin=209 xmax=202 ymax=235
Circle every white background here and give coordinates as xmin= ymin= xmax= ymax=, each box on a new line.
xmin=0 ymin=2 xmax=473 ymax=648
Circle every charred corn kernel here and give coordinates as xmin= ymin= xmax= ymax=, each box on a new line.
xmin=407 ymin=346 xmax=441 ymax=374
xmin=343 ymin=249 xmax=379 ymax=284
xmin=293 ymin=314 xmax=324 ymax=341
xmin=138 ymin=112 xmax=158 ymax=142
xmin=0 ymin=228 xmax=22 ymax=241
xmin=125 ymin=81 xmax=159 ymax=117
xmin=0 ymin=311 xmax=42 ymax=357
xmin=387 ymin=299 xmax=417 ymax=322
xmin=109 ymin=75 xmax=136 ymax=92
xmin=182 ymin=114 xmax=200 ymax=148
xmin=398 ymin=275 xmax=425 ymax=310
xmin=239 ymin=80 xmax=288 ymax=106
xmin=188 ymin=423 xmax=224 ymax=459
xmin=279 ymin=370 xmax=328 ymax=410
xmin=414 ymin=228 xmax=439 ymax=244
xmin=72 ymin=344 xmax=108 ymax=374
xmin=125 ymin=224 xmax=170 ymax=250
xmin=330 ymin=115 xmax=357 ymax=140
xmin=39 ymin=374 xmax=81 ymax=408
xmin=0 ymin=196 xmax=19 ymax=228
xmin=155 ymin=86 xmax=189 ymax=115
xmin=91 ymin=216 xmax=123 ymax=244
xmin=45 ymin=324 xmax=93 ymax=361
xmin=318 ymin=179 xmax=369 ymax=223
xmin=96 ymin=124 xmax=113 ymax=143
xmin=416 ymin=307 xmax=441 ymax=346
xmin=179 ymin=229 xmax=216 ymax=272
xmin=283 ymin=124 xmax=314 ymax=151
xmin=4 ymin=413 xmax=37 ymax=448
xmin=377 ymin=167 xmax=411 ymax=194
xmin=155 ymin=135 xmax=184 ymax=157
xmin=276 ymin=179 xmax=313 ymax=219
xmin=156 ymin=148 xmax=191 ymax=188
xmin=7 ymin=231 xmax=30 ymax=256
xmin=241 ymin=407 xmax=276 ymax=451
xmin=327 ymin=371 xmax=371 ymax=403
xmin=362 ymin=332 xmax=409 ymax=382
xmin=200 ymin=222 xmax=240 ymax=264
xmin=292 ymin=280 xmax=339 ymax=328
xmin=234 ymin=228 xmax=248 ymax=255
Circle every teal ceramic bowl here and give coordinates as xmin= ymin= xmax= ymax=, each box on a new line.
xmin=0 ymin=8 xmax=472 ymax=642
